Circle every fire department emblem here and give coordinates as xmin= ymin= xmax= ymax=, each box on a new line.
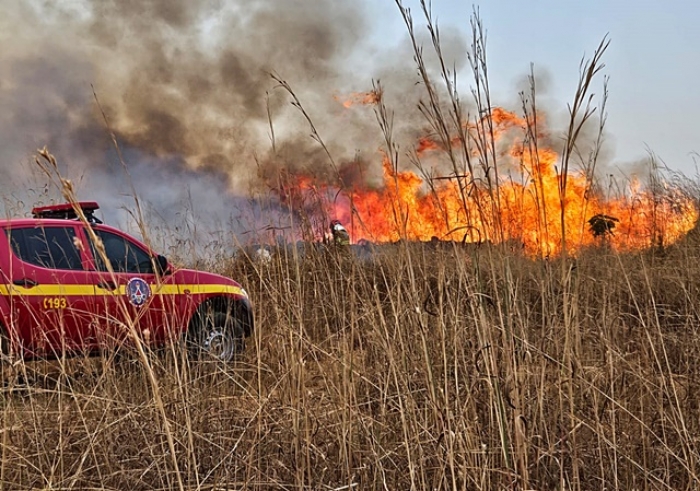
xmin=126 ymin=278 xmax=151 ymax=307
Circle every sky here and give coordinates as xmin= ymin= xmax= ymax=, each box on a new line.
xmin=381 ymin=0 xmax=700 ymax=175
xmin=0 ymin=0 xmax=698 ymax=240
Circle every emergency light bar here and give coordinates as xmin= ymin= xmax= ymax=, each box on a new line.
xmin=31 ymin=201 xmax=102 ymax=223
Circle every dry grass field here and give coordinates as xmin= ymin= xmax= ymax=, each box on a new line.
xmin=4 ymin=234 xmax=700 ymax=490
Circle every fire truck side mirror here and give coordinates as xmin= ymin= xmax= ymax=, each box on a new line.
xmin=155 ymin=254 xmax=171 ymax=275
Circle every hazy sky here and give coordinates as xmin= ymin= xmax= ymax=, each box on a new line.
xmin=379 ymin=0 xmax=700 ymax=175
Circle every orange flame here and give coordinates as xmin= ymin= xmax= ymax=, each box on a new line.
xmin=416 ymin=137 xmax=441 ymax=154
xmin=281 ymin=108 xmax=698 ymax=256
xmin=335 ymin=90 xmax=381 ymax=108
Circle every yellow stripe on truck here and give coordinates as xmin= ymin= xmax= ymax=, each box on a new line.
xmin=0 ymin=284 xmax=247 ymax=297
xmin=0 ymin=284 xmax=95 ymax=296
xmin=155 ymin=284 xmax=246 ymax=296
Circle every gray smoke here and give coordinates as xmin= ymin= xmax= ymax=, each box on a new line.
xmin=2 ymin=1 xmax=553 ymax=246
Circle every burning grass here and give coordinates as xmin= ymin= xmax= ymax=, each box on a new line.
xmin=277 ymin=151 xmax=699 ymax=257
xmin=4 ymin=239 xmax=700 ymax=489
xmin=268 ymin=36 xmax=698 ymax=259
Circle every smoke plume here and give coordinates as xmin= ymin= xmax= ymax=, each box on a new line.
xmin=1 ymin=0 xmax=439 ymax=236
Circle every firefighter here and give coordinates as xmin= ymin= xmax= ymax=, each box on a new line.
xmin=330 ymin=219 xmax=350 ymax=246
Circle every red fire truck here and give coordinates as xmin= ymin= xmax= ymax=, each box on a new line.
xmin=0 ymin=202 xmax=253 ymax=363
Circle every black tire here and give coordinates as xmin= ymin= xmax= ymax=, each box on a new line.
xmin=187 ymin=308 xmax=246 ymax=363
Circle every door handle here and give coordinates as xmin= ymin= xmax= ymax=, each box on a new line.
xmin=13 ymin=278 xmax=38 ymax=288
xmin=97 ymin=280 xmax=117 ymax=291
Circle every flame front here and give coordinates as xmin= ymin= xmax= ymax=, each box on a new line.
xmin=281 ymin=108 xmax=698 ymax=256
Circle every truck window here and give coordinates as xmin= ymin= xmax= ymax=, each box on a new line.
xmin=88 ymin=229 xmax=154 ymax=274
xmin=5 ymin=226 xmax=83 ymax=270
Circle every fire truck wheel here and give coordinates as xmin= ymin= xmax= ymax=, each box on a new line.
xmin=188 ymin=310 xmax=245 ymax=363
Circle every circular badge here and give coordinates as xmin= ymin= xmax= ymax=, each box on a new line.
xmin=126 ymin=277 xmax=151 ymax=307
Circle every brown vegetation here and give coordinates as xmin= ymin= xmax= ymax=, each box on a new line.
xmin=4 ymin=239 xmax=700 ymax=490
